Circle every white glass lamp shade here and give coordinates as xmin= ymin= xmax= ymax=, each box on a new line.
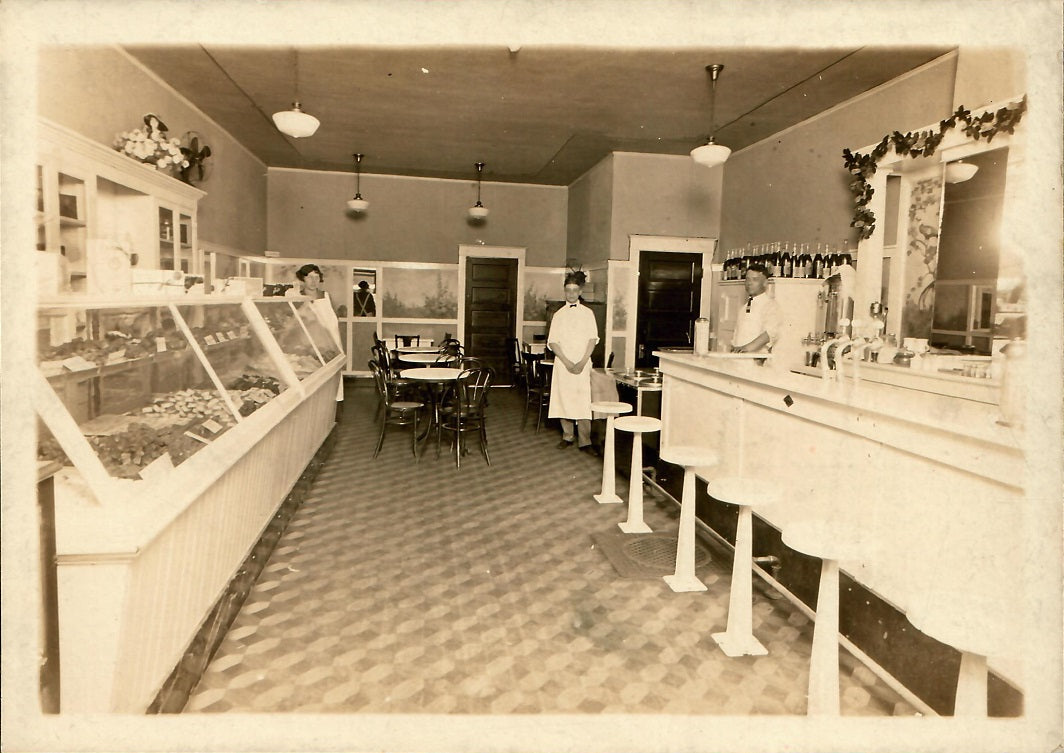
xmin=272 ymin=103 xmax=320 ymax=138
xmin=346 ymin=196 xmax=370 ymax=212
xmin=468 ymin=203 xmax=489 ymax=219
xmin=690 ymin=141 xmax=731 ymax=167
xmin=944 ymin=161 xmax=979 ymax=184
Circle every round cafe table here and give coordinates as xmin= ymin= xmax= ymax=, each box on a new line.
xmin=400 ymin=367 xmax=464 ymax=454
xmin=399 ymin=352 xmax=454 ymax=366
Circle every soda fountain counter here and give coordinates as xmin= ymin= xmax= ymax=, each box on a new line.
xmin=653 ymin=349 xmax=1028 ymax=714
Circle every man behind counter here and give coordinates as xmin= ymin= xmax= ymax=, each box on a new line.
xmin=731 ymin=263 xmax=782 ymax=355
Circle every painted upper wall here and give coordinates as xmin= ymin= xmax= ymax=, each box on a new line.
xmin=720 ymin=53 xmax=959 ymax=258
xmin=267 ymin=169 xmax=567 ymax=267
xmin=566 ymin=152 xmax=723 ymax=266
xmin=610 ymin=153 xmax=722 ymax=261
xmin=36 ymin=46 xmax=268 ymax=255
xmin=566 ymin=157 xmax=614 ymax=267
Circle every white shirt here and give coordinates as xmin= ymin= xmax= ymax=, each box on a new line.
xmin=732 ymin=291 xmax=782 ymax=353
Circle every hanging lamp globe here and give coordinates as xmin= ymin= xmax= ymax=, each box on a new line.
xmin=944 ymin=160 xmax=979 ymax=184
xmin=468 ymin=161 xmax=489 ymax=218
xmin=272 ymin=102 xmax=320 ymax=138
xmin=691 ymin=63 xmax=729 ymax=168
xmin=690 ymin=139 xmax=732 ymax=168
xmin=346 ymin=153 xmax=370 ymax=212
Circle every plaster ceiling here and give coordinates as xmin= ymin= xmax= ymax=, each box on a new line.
xmin=124 ymin=44 xmax=953 ymax=186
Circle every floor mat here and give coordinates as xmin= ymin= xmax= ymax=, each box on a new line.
xmin=590 ymin=529 xmax=712 ymax=579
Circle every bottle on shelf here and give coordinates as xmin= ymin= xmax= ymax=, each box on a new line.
xmin=161 ymin=218 xmax=173 ymax=242
xmin=812 ymin=245 xmax=824 ymax=279
xmin=780 ymin=243 xmax=793 ymax=278
xmin=838 ymin=239 xmax=853 ymax=270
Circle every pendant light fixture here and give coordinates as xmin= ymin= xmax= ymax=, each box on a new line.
xmin=691 ymin=64 xmax=731 ymax=168
xmin=346 ymin=153 xmax=369 ymax=212
xmin=944 ymin=160 xmax=979 ymax=184
xmin=272 ymin=50 xmax=320 ymax=138
xmin=468 ymin=162 xmax=489 ymax=219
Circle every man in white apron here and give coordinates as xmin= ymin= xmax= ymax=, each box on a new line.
xmin=731 ymin=262 xmax=782 ymax=358
xmin=547 ymin=273 xmax=599 ymax=454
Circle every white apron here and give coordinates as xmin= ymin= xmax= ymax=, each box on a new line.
xmin=547 ymin=303 xmax=598 ymax=420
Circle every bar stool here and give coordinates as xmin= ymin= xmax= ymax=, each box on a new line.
xmin=906 ymin=602 xmax=996 ymax=716
xmin=660 ymin=446 xmax=720 ymax=592
xmin=612 ymin=416 xmax=661 ymax=533
xmin=781 ymin=518 xmax=867 ymax=715
xmin=707 ymin=477 xmax=779 ymax=657
xmin=590 ymin=401 xmax=633 ymax=505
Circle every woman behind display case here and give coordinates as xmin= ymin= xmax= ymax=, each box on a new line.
xmin=285 ymin=263 xmax=345 ymax=403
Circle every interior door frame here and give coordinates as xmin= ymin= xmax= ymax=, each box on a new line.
xmin=457 ymin=245 xmax=526 ymax=344
xmin=626 ymin=234 xmax=717 ymax=370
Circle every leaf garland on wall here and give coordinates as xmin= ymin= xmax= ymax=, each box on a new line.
xmin=841 ymin=96 xmax=1027 ymax=240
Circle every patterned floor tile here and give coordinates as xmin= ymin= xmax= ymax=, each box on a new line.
xmin=184 ymin=385 xmax=913 ymax=717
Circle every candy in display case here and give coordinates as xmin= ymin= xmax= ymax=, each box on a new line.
xmin=35 ymin=299 xmax=300 ymax=486
xmin=253 ymin=299 xmax=341 ymax=379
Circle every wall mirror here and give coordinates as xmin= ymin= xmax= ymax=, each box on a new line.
xmin=850 ymin=97 xmax=1026 ymax=358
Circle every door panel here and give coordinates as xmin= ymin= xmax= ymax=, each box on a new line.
xmin=636 ymin=251 xmax=702 ymax=367
xmin=464 ymin=257 xmax=518 ymax=381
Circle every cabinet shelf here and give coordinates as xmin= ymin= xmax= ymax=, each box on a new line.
xmin=60 ymin=216 xmax=87 ymax=228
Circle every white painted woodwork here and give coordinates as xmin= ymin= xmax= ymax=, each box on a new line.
xmin=656 ymin=351 xmax=1026 ymax=691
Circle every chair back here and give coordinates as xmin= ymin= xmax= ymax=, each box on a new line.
xmin=456 ymin=367 xmax=493 ymax=413
xmin=438 ymin=338 xmax=463 ymax=358
xmin=521 ymin=351 xmax=546 ymax=387
xmin=369 ymin=360 xmax=391 ymax=406
xmin=457 ymin=356 xmax=485 ymax=371
xmin=395 ymin=334 xmax=420 ymax=348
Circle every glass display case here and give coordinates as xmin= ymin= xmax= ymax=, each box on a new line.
xmin=34 ymin=297 xmax=332 ymax=485
xmin=253 ymin=299 xmax=341 ymax=379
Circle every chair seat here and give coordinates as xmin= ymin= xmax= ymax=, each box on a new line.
xmin=613 ymin=415 xmax=661 ymax=434
xmin=391 ymin=401 xmax=424 ymax=410
xmin=591 ymin=401 xmax=632 ymax=415
xmin=707 ymin=476 xmax=780 ymax=508
xmin=659 ymin=445 xmax=719 ymax=469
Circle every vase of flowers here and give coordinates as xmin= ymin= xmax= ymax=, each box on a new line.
xmin=113 ymin=113 xmax=189 ymax=176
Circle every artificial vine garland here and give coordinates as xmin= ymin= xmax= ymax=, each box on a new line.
xmin=841 ymin=96 xmax=1027 ymax=240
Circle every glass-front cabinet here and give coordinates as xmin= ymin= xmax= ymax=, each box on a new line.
xmin=35 ymin=297 xmax=337 ymax=491
xmin=37 ymin=118 xmax=203 ymax=297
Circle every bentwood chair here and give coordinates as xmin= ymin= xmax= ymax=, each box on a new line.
xmin=438 ymin=338 xmax=463 ymax=359
xmin=372 ymin=344 xmax=417 ymax=404
xmin=505 ymin=336 xmax=524 ymax=388
xmin=369 ymin=360 xmax=424 ymax=460
xmin=395 ymin=334 xmax=421 ymax=348
xmin=439 ymin=367 xmax=494 ymax=468
xmin=521 ymin=351 xmax=551 ymax=431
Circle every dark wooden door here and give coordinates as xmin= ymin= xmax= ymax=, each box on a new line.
xmin=636 ymin=251 xmax=702 ymax=367
xmin=464 ymin=257 xmax=518 ymax=381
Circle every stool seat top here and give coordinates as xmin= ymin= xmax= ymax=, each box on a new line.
xmin=591 ymin=401 xmax=632 ymax=415
xmin=782 ymin=518 xmax=866 ymax=561
xmin=660 ymin=445 xmax=719 ymax=469
xmin=391 ymin=401 xmax=425 ymax=410
xmin=613 ymin=415 xmax=662 ymax=433
xmin=905 ymin=597 xmax=1001 ymax=658
xmin=707 ymin=476 xmax=780 ymax=508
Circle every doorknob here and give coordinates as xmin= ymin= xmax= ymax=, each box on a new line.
xmin=637 ymin=343 xmax=645 ymax=359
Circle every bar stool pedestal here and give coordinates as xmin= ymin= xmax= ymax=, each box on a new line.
xmin=907 ymin=603 xmax=996 ymax=716
xmin=708 ymin=477 xmax=779 ymax=657
xmin=782 ymin=518 xmax=866 ymax=715
xmin=660 ymin=446 xmax=719 ymax=593
xmin=613 ymin=416 xmax=661 ymax=533
xmin=590 ymin=401 xmax=633 ymax=505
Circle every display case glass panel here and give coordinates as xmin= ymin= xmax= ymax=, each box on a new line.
xmin=253 ymin=300 xmax=326 ymax=379
xmin=36 ymin=305 xmax=233 ymax=479
xmin=174 ymin=303 xmax=289 ymax=416
xmin=292 ymin=300 xmax=342 ymax=363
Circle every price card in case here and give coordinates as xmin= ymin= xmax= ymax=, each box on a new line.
xmin=201 ymin=418 xmax=224 ymax=434
xmin=214 ymin=331 xmax=228 ymax=342
xmin=155 ymin=337 xmax=168 ymax=353
xmin=228 ymin=330 xmax=239 ymax=340
xmin=203 ymin=334 xmax=218 ymax=346
xmin=184 ymin=430 xmax=211 ymax=445
xmin=61 ymin=355 xmax=97 ymax=372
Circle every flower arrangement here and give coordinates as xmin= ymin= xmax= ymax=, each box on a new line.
xmin=113 ymin=113 xmax=190 ymax=175
xmin=841 ymin=96 xmax=1027 ymax=240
